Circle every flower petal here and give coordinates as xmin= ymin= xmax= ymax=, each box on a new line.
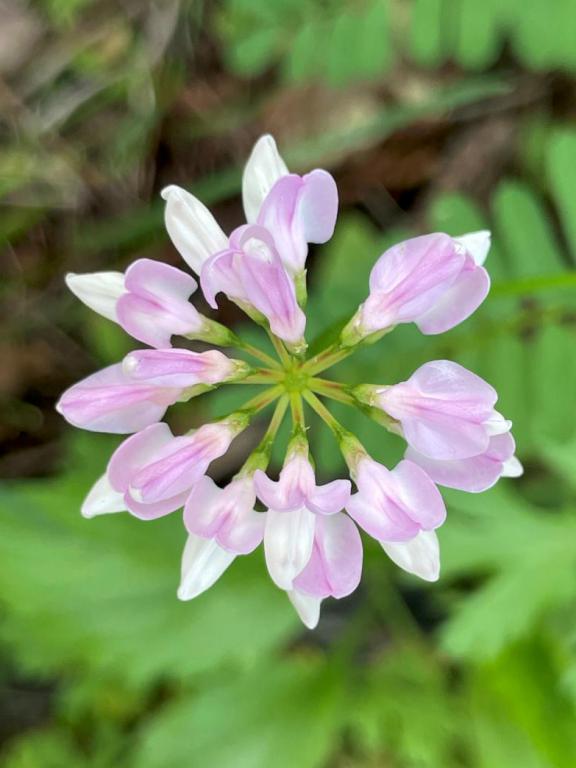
xmin=416 ymin=261 xmax=490 ymax=335
xmin=306 ymin=478 xmax=351 ymax=515
xmin=257 ymin=170 xmax=338 ymax=273
xmin=123 ymin=348 xmax=234 ymax=387
xmin=81 ymin=474 xmax=126 ymax=518
xmin=65 ymin=271 xmax=125 ymax=322
xmin=242 ymin=134 xmax=289 ymax=223
xmin=177 ymin=535 xmax=235 ymax=600
xmin=455 ymin=230 xmax=491 ymax=266
xmin=162 ymin=185 xmax=228 ymax=274
xmin=294 ymin=513 xmax=362 ymax=599
xmin=56 ymin=363 xmax=177 ymax=433
xmin=382 ymin=530 xmax=440 ymax=581
xmin=288 ymin=589 xmax=321 ymax=629
xmin=107 ymin=422 xmax=174 ymax=493
xmin=264 ymin=506 xmax=316 ymax=590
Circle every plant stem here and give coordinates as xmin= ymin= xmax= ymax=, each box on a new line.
xmin=302 ymin=343 xmax=355 ymax=376
xmin=302 ymin=390 xmax=346 ymax=438
xmin=237 ymin=395 xmax=289 ymax=477
xmin=240 ymin=385 xmax=283 ymax=414
xmin=234 ymin=338 xmax=282 ymax=369
xmin=308 ymin=377 xmax=356 ymax=405
xmin=266 ymin=329 xmax=292 ymax=368
xmin=290 ymin=391 xmax=306 ymax=431
xmin=233 ymin=368 xmax=283 ymax=384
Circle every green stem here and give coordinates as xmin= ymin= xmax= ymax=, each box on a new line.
xmin=234 ymin=338 xmax=282 ymax=369
xmin=302 ymin=390 xmax=346 ymax=438
xmin=308 ymin=377 xmax=356 ymax=405
xmin=290 ymin=391 xmax=306 ymax=432
xmin=302 ymin=343 xmax=355 ymax=376
xmin=237 ymin=395 xmax=289 ymax=477
xmin=233 ymin=368 xmax=283 ymax=385
xmin=239 ymin=385 xmax=283 ymax=414
xmin=266 ymin=329 xmax=292 ymax=368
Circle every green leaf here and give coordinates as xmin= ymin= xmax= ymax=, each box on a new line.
xmin=134 ymin=660 xmax=344 ymax=768
xmin=546 ymin=128 xmax=576 ymax=264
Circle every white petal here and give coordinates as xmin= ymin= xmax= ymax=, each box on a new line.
xmin=501 ymin=455 xmax=524 ymax=478
xmin=264 ymin=507 xmax=315 ymax=590
xmin=455 ymin=230 xmax=491 ymax=266
xmin=161 ymin=185 xmax=228 ymax=274
xmin=288 ymin=590 xmax=321 ymax=629
xmin=177 ymin=534 xmax=235 ymax=600
xmin=484 ymin=411 xmax=512 ymax=436
xmin=381 ymin=529 xmax=440 ymax=582
xmin=81 ymin=474 xmax=126 ymax=518
xmin=65 ymin=272 xmax=125 ymax=322
xmin=242 ymin=134 xmax=289 ymax=223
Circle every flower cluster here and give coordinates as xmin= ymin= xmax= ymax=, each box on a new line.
xmin=58 ymin=136 xmax=522 ymax=629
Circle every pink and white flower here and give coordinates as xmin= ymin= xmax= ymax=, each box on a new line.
xmin=343 ymin=232 xmax=490 ymax=344
xmin=370 ymin=360 xmax=511 ymax=461
xmin=254 ymin=450 xmax=356 ymax=593
xmin=66 ymin=258 xmax=206 ymax=348
xmin=184 ymin=475 xmax=265 ymax=555
xmin=346 ymin=456 xmax=446 ymax=542
xmin=57 ymin=349 xmax=244 ymax=434
xmin=201 ymin=224 xmax=306 ymax=345
xmin=58 ymin=135 xmax=523 ymax=631
xmin=103 ymin=418 xmax=245 ymax=519
xmin=406 ymin=432 xmax=523 ymax=493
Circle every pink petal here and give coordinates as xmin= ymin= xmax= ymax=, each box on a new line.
xmin=107 ymin=422 xmax=174 ymax=492
xmin=184 ymin=477 xmax=264 ymax=555
xmin=56 ymin=364 xmax=177 ymax=433
xmin=306 ymin=478 xmax=351 ymax=515
xmin=257 ymin=170 xmax=338 ymax=273
xmin=406 ymin=432 xmax=517 ymax=493
xmin=416 ymin=260 xmax=490 ymax=334
xmin=392 ymin=460 xmax=447 ymax=529
xmin=123 ymin=348 xmax=234 ymax=387
xmin=81 ymin=474 xmax=126 ymax=518
xmin=293 ymin=513 xmax=362 ymax=599
xmin=254 ymin=455 xmax=315 ymax=512
xmin=125 ymin=490 xmax=190 ymax=520
xmin=129 ymin=423 xmax=234 ymax=504
xmin=124 ymin=258 xmax=197 ymax=303
xmin=362 ymin=234 xmax=465 ymax=331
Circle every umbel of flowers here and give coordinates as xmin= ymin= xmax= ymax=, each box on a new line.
xmin=58 ymin=136 xmax=522 ymax=629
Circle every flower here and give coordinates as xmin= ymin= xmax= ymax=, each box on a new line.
xmin=341 ymin=232 xmax=490 ymax=345
xmin=253 ymin=442 xmax=354 ymax=591
xmin=361 ymin=360 xmax=511 ymax=460
xmin=346 ymin=455 xmax=446 ymax=542
xmin=58 ymin=134 xmax=522 ymax=630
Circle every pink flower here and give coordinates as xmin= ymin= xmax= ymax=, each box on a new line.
xmin=254 ymin=451 xmax=353 ymax=590
xmin=122 ymin=348 xmax=243 ymax=388
xmin=164 ymin=134 xmax=338 ymax=280
xmin=104 ymin=419 xmax=244 ymax=519
xmin=117 ymin=259 xmax=205 ymax=348
xmin=66 ymin=259 xmax=205 ymax=348
xmin=201 ymin=224 xmax=306 ymax=345
xmin=57 ymin=349 xmax=243 ymax=434
xmin=292 ymin=512 xmax=362 ymax=600
xmin=56 ymin=363 xmax=180 ymax=434
xmin=345 ymin=232 xmax=490 ymax=343
xmin=406 ymin=432 xmax=523 ymax=493
xmin=346 ymin=456 xmax=446 ymax=543
xmin=184 ymin=476 xmax=265 ymax=555
xmin=371 ymin=360 xmax=511 ymax=460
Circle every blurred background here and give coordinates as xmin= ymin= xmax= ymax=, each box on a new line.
xmin=1 ymin=0 xmax=576 ymax=765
